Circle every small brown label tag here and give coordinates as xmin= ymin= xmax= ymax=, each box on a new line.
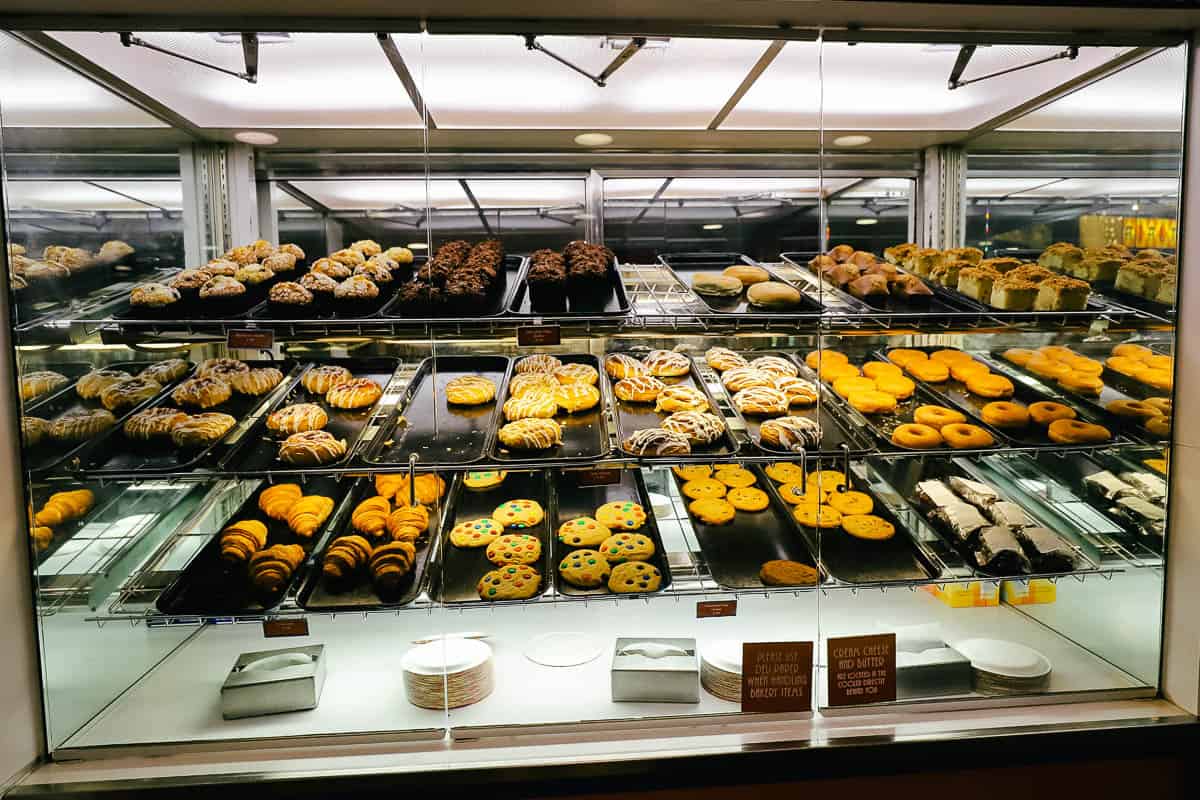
xmin=696 ymin=599 xmax=738 ymax=618
xmin=573 ymin=467 xmax=621 ymax=487
xmin=263 ymin=618 xmax=310 ymax=638
xmin=517 ymin=325 xmax=561 ymax=347
xmin=741 ymin=641 xmax=813 ymax=712
xmin=227 ymin=329 xmax=274 ymax=349
xmin=826 ymin=633 xmax=897 ymax=706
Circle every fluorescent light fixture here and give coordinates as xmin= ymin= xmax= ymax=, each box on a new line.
xmin=605 ymin=36 xmax=671 ymax=50
xmin=234 ymin=130 xmax=279 ymax=145
xmin=1132 ymin=202 xmax=1140 ymax=211
xmin=211 ymin=32 xmax=292 ymax=44
xmin=702 ymin=223 xmax=724 ymax=230
xmin=832 ymin=134 xmax=872 ymax=147
xmin=855 ymin=217 xmax=879 ymax=226
xmin=407 ymin=242 xmax=429 ymax=250
xmin=575 ymin=132 xmax=614 ymax=147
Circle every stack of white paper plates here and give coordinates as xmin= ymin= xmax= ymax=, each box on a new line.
xmin=955 ymin=638 xmax=1051 ymax=695
xmin=700 ymin=639 xmax=744 ymax=703
xmin=401 ymin=639 xmax=494 ymax=709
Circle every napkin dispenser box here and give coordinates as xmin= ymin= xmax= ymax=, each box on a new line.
xmin=221 ymin=644 xmax=326 ymax=720
xmin=896 ymin=646 xmax=972 ymax=699
xmin=611 ymin=637 xmax=699 ymax=704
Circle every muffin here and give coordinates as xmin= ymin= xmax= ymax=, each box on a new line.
xmin=311 ymin=258 xmax=352 ymax=280
xmin=261 ymin=252 xmax=298 ymax=275
xmin=299 ymin=270 xmax=339 ymax=312
xmin=333 ymin=275 xmax=381 ymax=315
xmin=234 ymin=264 xmax=276 ymax=303
xmin=168 ymin=268 xmax=213 ymax=306
xmin=385 ymin=246 xmax=414 ymax=266
xmin=130 ymin=282 xmax=180 ymax=316
xmin=354 ymin=261 xmax=394 ymax=285
xmin=198 ymin=275 xmax=249 ymax=315
xmin=204 ymin=259 xmax=239 ymax=277
xmin=267 ymin=281 xmax=315 ymax=316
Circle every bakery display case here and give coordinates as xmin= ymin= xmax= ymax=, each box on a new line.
xmin=0 ymin=19 xmax=1192 ymax=792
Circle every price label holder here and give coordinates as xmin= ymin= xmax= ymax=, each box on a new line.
xmin=826 ymin=633 xmax=896 ymax=707
xmin=227 ymin=329 xmax=275 ymax=350
xmin=517 ymin=324 xmax=561 ymax=347
xmin=571 ymin=466 xmax=622 ymax=487
xmin=696 ymin=599 xmax=737 ymax=618
xmin=741 ymin=641 xmax=813 ymax=712
xmin=263 ymin=618 xmax=310 ymax=638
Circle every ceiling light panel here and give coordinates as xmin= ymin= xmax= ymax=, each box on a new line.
xmin=5 ymin=180 xmax=172 ymax=211
xmin=604 ymin=177 xmax=821 ymax=200
xmin=50 ymin=32 xmax=423 ymax=128
xmin=1000 ymin=45 xmax=1186 ymax=132
xmin=397 ymin=35 xmax=770 ymax=129
xmin=837 ymin=178 xmax=914 ymax=198
xmin=284 ymin=178 xmax=584 ymax=210
xmin=965 ymin=177 xmax=1179 ymax=199
xmin=0 ymin=35 xmax=165 ymax=127
xmin=725 ymin=42 xmax=1126 ymax=131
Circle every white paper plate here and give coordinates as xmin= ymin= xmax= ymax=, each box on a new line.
xmin=402 ymin=638 xmax=492 ymax=676
xmin=524 ymin=632 xmax=604 ymax=667
xmin=954 ymin=638 xmax=1052 ymax=679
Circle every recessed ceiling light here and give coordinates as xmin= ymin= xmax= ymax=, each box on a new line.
xmin=855 ymin=217 xmax=879 ymax=226
xmin=702 ymin=223 xmax=724 ymax=230
xmin=575 ymin=132 xmax=614 ymax=147
xmin=833 ymin=135 xmax=872 ymax=147
xmin=234 ymin=131 xmax=279 ymax=145
xmin=407 ymin=242 xmax=429 ymax=250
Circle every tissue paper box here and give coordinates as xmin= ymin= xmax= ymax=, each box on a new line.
xmin=611 ymin=637 xmax=699 ymax=703
xmin=221 ymin=644 xmax=326 ymax=720
xmin=897 ymin=647 xmax=973 ymax=699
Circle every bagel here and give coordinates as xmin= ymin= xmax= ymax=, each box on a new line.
xmin=981 ymin=401 xmax=1030 ymax=429
xmin=1057 ymin=371 xmax=1103 ymax=396
xmin=887 ymin=349 xmax=929 ymax=368
xmin=907 ymin=360 xmax=950 ymax=382
xmin=965 ymin=373 xmax=1014 ymax=399
xmin=913 ymin=404 xmax=966 ymax=428
xmin=891 ymin=423 xmax=943 ymax=449
xmin=1002 ymin=348 xmax=1036 ymax=366
xmin=1105 ymin=399 xmax=1164 ymax=419
xmin=1027 ymin=401 xmax=1076 ymax=426
xmin=941 ymin=423 xmax=995 ymax=449
xmin=1047 ymin=418 xmax=1111 ymax=444
xmin=848 ymin=390 xmax=898 ymax=414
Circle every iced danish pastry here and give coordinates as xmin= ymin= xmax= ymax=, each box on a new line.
xmin=19 ymin=370 xmax=68 ymax=401
xmin=302 ymin=365 xmax=353 ymax=394
xmin=267 ymin=403 xmax=328 ymax=435
xmin=123 ymin=407 xmax=188 ymax=441
xmin=622 ymin=427 xmax=690 ymax=456
xmin=614 ymin=376 xmax=665 ymax=403
xmin=748 ymin=356 xmax=798 ymax=378
xmin=554 ymin=363 xmax=599 ymax=385
xmin=196 ymin=358 xmax=248 ymax=381
xmin=604 ymin=352 xmax=648 ymax=379
xmin=172 ymin=376 xmax=232 ymax=409
xmin=721 ymin=366 xmax=774 ymax=393
xmin=503 ymin=392 xmax=558 ymax=421
xmin=138 ymin=358 xmax=190 ymax=385
xmin=661 ymin=410 xmax=725 ymax=445
xmin=99 ymin=376 xmax=161 ymax=412
xmin=760 ymin=416 xmax=822 ymax=452
xmin=732 ymin=387 xmax=789 ymax=416
xmin=278 ymin=430 xmax=348 ymax=465
xmin=76 ymin=369 xmax=131 ymax=400
xmin=445 ymin=375 xmax=496 ymax=405
xmin=498 ymin=418 xmax=562 ymax=450
xmin=22 ymin=417 xmax=48 ymax=447
xmin=170 ymin=412 xmax=236 ymax=448
xmin=49 ymin=409 xmax=116 ymax=442
xmin=705 ymin=347 xmax=747 ymax=372
xmin=327 ymin=377 xmax=382 ymax=409
xmin=643 ymin=349 xmax=690 ymax=377
xmin=655 ymin=385 xmax=709 ymax=413
xmin=554 ymin=382 xmax=600 ymax=413
xmin=229 ymin=367 xmax=284 ymax=397
xmin=508 ymin=373 xmax=557 ymax=399
xmin=515 ymin=354 xmax=562 ymax=374
xmin=773 ymin=376 xmax=818 ymax=407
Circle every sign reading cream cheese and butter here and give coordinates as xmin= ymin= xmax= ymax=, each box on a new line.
xmin=826 ymin=633 xmax=896 ymax=706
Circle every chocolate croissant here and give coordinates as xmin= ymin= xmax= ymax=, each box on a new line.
xmin=287 ymin=495 xmax=335 ymax=538
xmin=322 ymin=535 xmax=372 ymax=580
xmin=352 ymin=496 xmax=391 ymax=537
xmin=220 ymin=519 xmax=268 ymax=563
xmin=258 ymin=483 xmax=302 ymax=521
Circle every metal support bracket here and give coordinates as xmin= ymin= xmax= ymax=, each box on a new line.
xmin=949 ymin=44 xmax=1078 ymax=90
xmin=524 ymin=35 xmax=645 ymax=87
xmin=119 ymin=31 xmax=259 ymax=84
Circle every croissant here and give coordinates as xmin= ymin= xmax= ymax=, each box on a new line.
xmin=219 ymin=520 xmax=268 ymax=563
xmin=375 ymin=473 xmax=445 ymax=506
xmin=287 ymin=495 xmax=335 ymax=538
xmin=322 ymin=535 xmax=372 ymax=580
xmin=259 ymin=483 xmax=302 ymax=521
xmin=388 ymin=503 xmax=429 ymax=535
xmin=352 ymin=496 xmax=391 ymax=537
xmin=31 ymin=526 xmax=53 ymax=551
xmin=249 ymin=544 xmax=304 ymax=592
xmin=35 ymin=489 xmax=95 ymax=526
xmin=370 ymin=541 xmax=416 ymax=590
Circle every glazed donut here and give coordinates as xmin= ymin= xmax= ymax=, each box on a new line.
xmin=875 ymin=375 xmax=916 ymax=399
xmin=941 ymin=423 xmax=995 ymax=449
xmin=1105 ymin=356 xmax=1143 ymax=377
xmin=931 ymin=349 xmax=974 ymax=366
xmin=1143 ymin=354 xmax=1173 ymax=372
xmin=862 ymin=361 xmax=902 ymax=380
xmin=965 ymin=373 xmax=1014 ymax=399
xmin=1063 ymin=356 xmax=1103 ymax=376
xmin=1038 ymin=345 xmax=1074 ymax=362
xmin=1138 ymin=369 xmax=1173 ymax=392
xmin=1047 ymin=418 xmax=1111 ymax=444
xmin=1056 ymin=372 xmax=1103 ymax=396
xmin=891 ymin=423 xmax=943 ymax=449
xmin=1027 ymin=401 xmax=1076 ymax=426
xmin=1145 ymin=416 xmax=1171 ymax=437
xmin=1026 ymin=357 xmax=1072 ymax=380
xmin=1105 ymin=399 xmax=1163 ymax=420
xmin=981 ymin=401 xmax=1030 ymax=429
xmin=605 ymin=353 xmax=648 ymax=379
xmin=833 ymin=376 xmax=877 ymax=398
xmin=849 ymin=390 xmax=898 ymax=414
xmin=950 ymin=360 xmax=990 ymax=383
xmin=1002 ymin=348 xmax=1036 ymax=367
xmin=805 ymin=350 xmax=848 ymax=369
xmin=820 ymin=361 xmax=861 ymax=382
xmin=907 ymin=360 xmax=949 ymax=382
xmin=913 ymin=405 xmax=965 ymax=428
xmin=1144 ymin=397 xmax=1172 ymax=415
xmin=886 ymin=349 xmax=928 ymax=368
xmin=1112 ymin=343 xmax=1153 ymax=361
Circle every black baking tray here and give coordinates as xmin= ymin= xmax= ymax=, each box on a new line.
xmin=156 ymin=475 xmax=352 ymax=616
xmin=760 ymin=459 xmax=941 ymax=584
xmin=716 ymin=352 xmax=869 ymax=456
xmin=884 ymin=347 xmax=1121 ymax=449
xmin=605 ymin=351 xmax=737 ymax=459
xmin=550 ymin=468 xmax=672 ymax=597
xmin=428 ymin=470 xmax=552 ymax=604
xmin=508 ymin=252 xmax=631 ymax=317
xmin=23 ymin=361 xmax=195 ymax=475
xmin=658 ymin=252 xmax=823 ymax=316
xmin=778 ymin=251 xmax=969 ymax=316
xmin=814 ymin=356 xmax=1006 ymax=453
xmin=492 ymin=353 xmax=612 ymax=465
xmin=229 ymin=358 xmax=398 ymax=472
xmin=82 ymin=360 xmax=297 ymax=477
xmin=987 ymin=351 xmax=1165 ymax=444
xmin=20 ymin=362 xmax=94 ymax=411
xmin=673 ymin=465 xmax=823 ymax=590
xmin=363 ymin=355 xmax=510 ymax=468
xmin=377 ymin=254 xmax=524 ymax=323
xmin=296 ymin=478 xmax=440 ymax=610
xmin=870 ymin=456 xmax=1094 ymax=578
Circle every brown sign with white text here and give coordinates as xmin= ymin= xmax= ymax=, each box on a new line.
xmin=826 ymin=633 xmax=896 ymax=706
xmin=740 ymin=642 xmax=813 ymax=712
